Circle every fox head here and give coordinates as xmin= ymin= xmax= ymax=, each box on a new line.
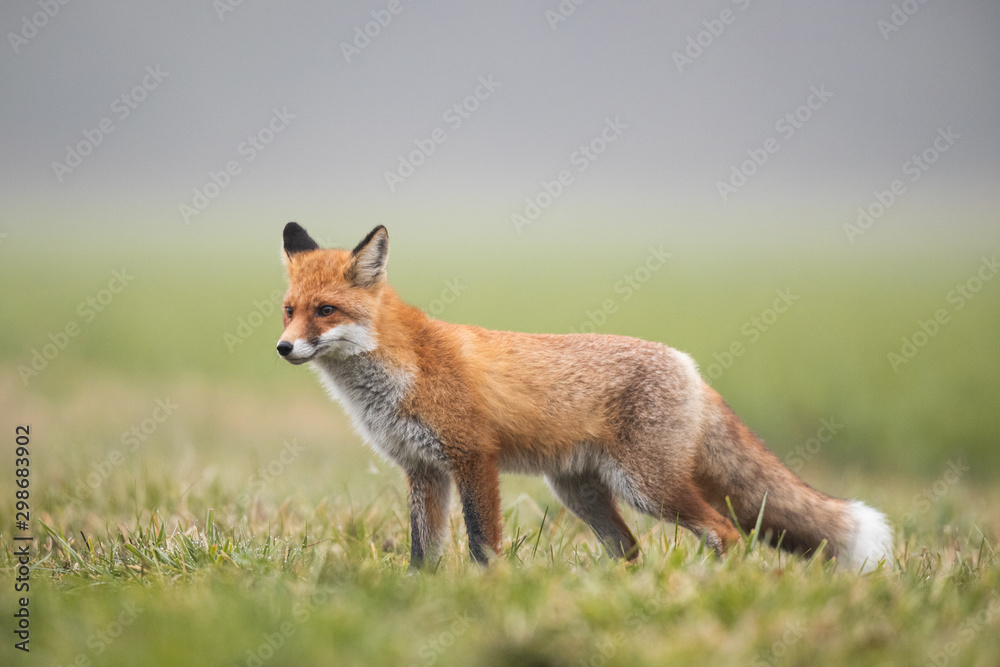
xmin=277 ymin=222 xmax=389 ymax=364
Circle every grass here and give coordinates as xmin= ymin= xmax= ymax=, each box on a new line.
xmin=1 ymin=240 xmax=999 ymax=665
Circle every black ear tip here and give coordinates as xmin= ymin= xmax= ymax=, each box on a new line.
xmin=283 ymin=222 xmax=320 ymax=255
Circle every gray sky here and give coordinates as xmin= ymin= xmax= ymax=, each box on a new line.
xmin=1 ymin=1 xmax=998 ymax=247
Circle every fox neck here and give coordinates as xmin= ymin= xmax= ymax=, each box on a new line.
xmin=309 ymin=288 xmax=446 ymax=468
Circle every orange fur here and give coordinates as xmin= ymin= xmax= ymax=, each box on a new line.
xmin=277 ymin=223 xmax=893 ymax=570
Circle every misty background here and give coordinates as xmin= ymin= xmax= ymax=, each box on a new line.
xmin=1 ymin=2 xmax=998 ymax=481
xmin=1 ymin=0 xmax=997 ymax=253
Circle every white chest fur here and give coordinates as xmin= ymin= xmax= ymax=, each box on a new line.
xmin=311 ymin=354 xmax=447 ymax=470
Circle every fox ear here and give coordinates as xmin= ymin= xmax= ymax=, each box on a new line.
xmin=283 ymin=222 xmax=319 ymax=258
xmin=348 ymin=226 xmax=389 ymax=287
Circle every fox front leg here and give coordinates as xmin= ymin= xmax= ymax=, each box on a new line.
xmin=406 ymin=465 xmax=452 ymax=568
xmin=453 ymin=453 xmax=503 ymax=565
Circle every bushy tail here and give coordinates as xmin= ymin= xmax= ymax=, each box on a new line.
xmin=697 ymin=387 xmax=893 ymax=572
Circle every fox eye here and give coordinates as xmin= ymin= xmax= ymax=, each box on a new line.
xmin=284 ymin=307 xmax=293 ymax=318
xmin=318 ymin=305 xmax=336 ymax=317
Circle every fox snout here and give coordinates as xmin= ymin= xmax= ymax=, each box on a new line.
xmin=275 ymin=337 xmax=316 ymax=365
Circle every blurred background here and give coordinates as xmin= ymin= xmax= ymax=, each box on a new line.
xmin=1 ymin=0 xmax=998 ymax=498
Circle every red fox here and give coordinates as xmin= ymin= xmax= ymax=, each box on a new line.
xmin=277 ymin=223 xmax=893 ymax=571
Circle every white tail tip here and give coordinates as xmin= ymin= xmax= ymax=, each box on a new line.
xmin=843 ymin=500 xmax=894 ymax=573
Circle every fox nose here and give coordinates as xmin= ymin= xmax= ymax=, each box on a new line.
xmin=276 ymin=341 xmax=293 ymax=357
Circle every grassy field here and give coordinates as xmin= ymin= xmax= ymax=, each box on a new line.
xmin=1 ymin=238 xmax=999 ymax=665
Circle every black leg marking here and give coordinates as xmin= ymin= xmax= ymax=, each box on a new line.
xmin=459 ymin=490 xmax=491 ymax=565
xmin=407 ymin=466 xmax=452 ymax=568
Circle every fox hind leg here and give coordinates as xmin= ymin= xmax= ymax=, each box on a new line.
xmin=547 ymin=471 xmax=639 ymax=560
xmin=614 ymin=464 xmax=740 ymax=556
xmin=648 ymin=485 xmax=741 ymax=556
